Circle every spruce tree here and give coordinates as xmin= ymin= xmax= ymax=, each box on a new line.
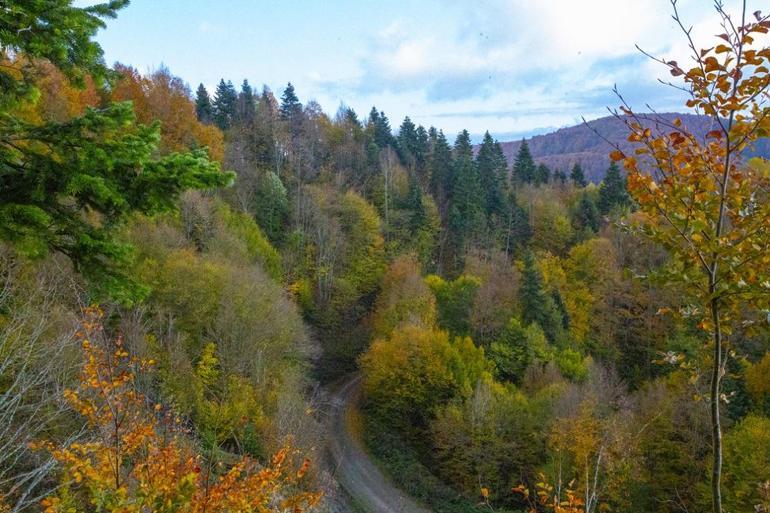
xmin=0 ymin=0 xmax=231 ymax=302
xmin=397 ymin=116 xmax=418 ymax=168
xmin=505 ymin=193 xmax=532 ymax=256
xmin=414 ymin=125 xmax=430 ymax=179
xmin=476 ymin=132 xmax=506 ymax=217
xmin=519 ymin=252 xmax=562 ymax=342
xmin=490 ymin=318 xmax=532 ymax=383
xmin=513 ymin=139 xmax=536 ymax=184
xmin=236 ymin=79 xmax=255 ymax=124
xmin=195 ymin=84 xmax=213 ymax=124
xmin=279 ymin=82 xmax=302 ymax=121
xmin=534 ymin=163 xmax=551 ymax=186
xmin=428 ymin=130 xmax=453 ymax=211
xmin=570 ymin=162 xmax=587 ymax=187
xmin=213 ymin=79 xmax=237 ymax=130
xmin=597 ymin=161 xmax=632 ymax=214
xmin=449 ymin=130 xmax=485 ymax=263
xmin=553 ymin=169 xmax=567 ymax=184
xmin=574 ymin=194 xmax=600 ymax=233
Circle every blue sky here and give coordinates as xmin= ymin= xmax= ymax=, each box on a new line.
xmin=84 ymin=0 xmax=753 ymax=140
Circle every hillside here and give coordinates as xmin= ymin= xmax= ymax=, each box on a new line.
xmin=497 ymin=113 xmax=770 ymax=183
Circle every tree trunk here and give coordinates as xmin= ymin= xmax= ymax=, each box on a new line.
xmin=709 ymin=293 xmax=723 ymax=513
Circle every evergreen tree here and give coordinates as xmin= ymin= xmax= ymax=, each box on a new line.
xmin=505 ymin=194 xmax=532 ymax=255
xmin=490 ymin=318 xmax=532 ymax=383
xmin=534 ymin=163 xmax=551 ymax=186
xmin=428 ymin=130 xmax=453 ymax=212
xmin=574 ymin=194 xmax=600 ymax=233
xmin=195 ymin=84 xmax=213 ymax=124
xmin=513 ymin=139 xmax=536 ymax=184
xmin=236 ymin=79 xmax=255 ymax=124
xmin=406 ymin=172 xmax=426 ymax=233
xmin=476 ymin=132 xmax=506 ymax=217
xmin=597 ymin=161 xmax=632 ymax=214
xmin=0 ymin=0 xmax=232 ymax=302
xmin=279 ymin=82 xmax=302 ymax=121
xmin=519 ymin=252 xmax=562 ymax=342
xmin=414 ymin=125 xmax=430 ymax=179
xmin=448 ymin=130 xmax=485 ymax=265
xmin=368 ymin=108 xmax=394 ymax=148
xmin=570 ymin=162 xmax=587 ymax=187
xmin=213 ymin=79 xmax=238 ymax=130
xmin=553 ymin=169 xmax=567 ymax=184
xmin=397 ymin=116 xmax=418 ymax=168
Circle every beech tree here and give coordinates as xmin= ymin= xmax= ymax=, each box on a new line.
xmin=612 ymin=4 xmax=770 ymax=511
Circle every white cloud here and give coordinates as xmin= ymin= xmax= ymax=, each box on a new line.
xmin=337 ymin=0 xmax=767 ymax=137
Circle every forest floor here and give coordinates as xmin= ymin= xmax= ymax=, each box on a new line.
xmin=326 ymin=374 xmax=432 ymax=513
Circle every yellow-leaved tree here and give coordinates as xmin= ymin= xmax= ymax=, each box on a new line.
xmin=37 ymin=308 xmax=320 ymax=513
xmin=607 ymin=3 xmax=770 ymax=512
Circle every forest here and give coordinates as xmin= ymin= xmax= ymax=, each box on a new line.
xmin=1 ymin=1 xmax=769 ymax=513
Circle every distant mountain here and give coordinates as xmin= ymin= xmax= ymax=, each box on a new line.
xmin=495 ymin=113 xmax=770 ymax=184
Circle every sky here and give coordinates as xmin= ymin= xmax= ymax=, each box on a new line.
xmin=82 ymin=0 xmax=755 ymax=141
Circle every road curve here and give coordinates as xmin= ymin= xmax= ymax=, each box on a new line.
xmin=327 ymin=375 xmax=432 ymax=513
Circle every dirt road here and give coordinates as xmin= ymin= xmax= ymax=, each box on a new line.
xmin=327 ymin=375 xmax=432 ymax=513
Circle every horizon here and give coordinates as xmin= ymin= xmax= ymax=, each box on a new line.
xmin=78 ymin=0 xmax=746 ymax=141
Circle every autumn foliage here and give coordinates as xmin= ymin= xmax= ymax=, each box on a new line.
xmin=37 ymin=308 xmax=320 ymax=513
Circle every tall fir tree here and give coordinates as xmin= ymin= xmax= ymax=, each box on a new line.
xmin=212 ymin=79 xmax=238 ymax=130
xmin=519 ymin=251 xmax=563 ymax=343
xmin=534 ymin=163 xmax=551 ymax=186
xmin=505 ymin=193 xmax=532 ymax=256
xmin=428 ymin=129 xmax=453 ymax=215
xmin=236 ymin=79 xmax=255 ymax=124
xmin=448 ymin=130 xmax=485 ymax=267
xmin=368 ymin=108 xmax=395 ymax=149
xmin=574 ymin=194 xmax=600 ymax=233
xmin=414 ymin=125 xmax=430 ymax=180
xmin=513 ymin=139 xmax=536 ymax=184
xmin=279 ymin=82 xmax=302 ymax=121
xmin=0 ymin=0 xmax=232 ymax=302
xmin=397 ymin=116 xmax=418 ymax=168
xmin=570 ymin=162 xmax=587 ymax=187
xmin=597 ymin=161 xmax=631 ymax=214
xmin=195 ymin=83 xmax=213 ymax=124
xmin=476 ymin=132 xmax=506 ymax=218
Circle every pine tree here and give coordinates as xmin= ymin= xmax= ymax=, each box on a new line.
xmin=213 ymin=79 xmax=237 ymax=130
xmin=570 ymin=162 xmax=587 ymax=187
xmin=597 ymin=161 xmax=631 ymax=214
xmin=534 ymin=163 xmax=551 ymax=186
xmin=513 ymin=139 xmax=536 ymax=184
xmin=553 ymin=169 xmax=567 ymax=184
xmin=195 ymin=84 xmax=213 ymax=124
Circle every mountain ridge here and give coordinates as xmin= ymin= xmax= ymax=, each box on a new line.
xmin=494 ymin=113 xmax=770 ymax=183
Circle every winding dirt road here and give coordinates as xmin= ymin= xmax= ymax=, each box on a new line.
xmin=327 ymin=375 xmax=432 ymax=513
